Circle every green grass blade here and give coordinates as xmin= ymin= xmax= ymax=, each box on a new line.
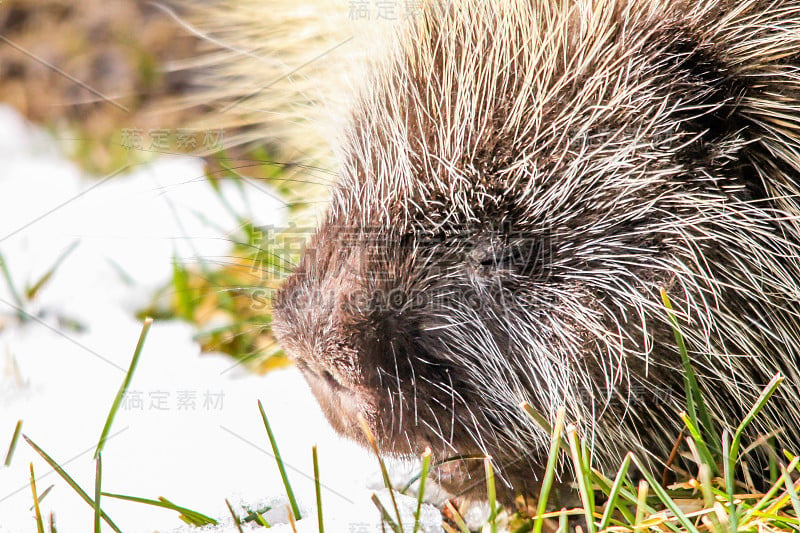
xmin=732 ymin=373 xmax=783 ymax=464
xmin=399 ymin=476 xmax=421 ymax=494
xmin=226 ymin=499 xmax=245 ymax=533
xmin=567 ymin=425 xmax=596 ymax=533
xmin=521 ymin=402 xmax=570 ymax=455
xmin=445 ymin=501 xmax=470 ymax=533
xmin=313 ymin=445 xmax=324 ymax=533
xmin=634 ymin=479 xmax=648 ymax=528
xmin=24 ymin=435 xmax=122 ymax=533
xmin=0 ymin=251 xmax=26 ymax=320
xmin=581 ymin=438 xmax=592 ymax=486
xmin=5 ymin=419 xmax=22 ymax=466
xmin=485 ymin=458 xmax=498 ymax=533
xmin=413 ymin=448 xmax=431 ymax=533
xmin=102 ymin=492 xmax=218 ymax=526
xmin=558 ymin=507 xmax=569 ymax=533
xmin=372 ymin=494 xmax=402 ymax=533
xmin=769 ymin=436 xmax=779 ymax=484
xmin=722 ymin=429 xmax=738 ymax=532
xmin=171 ymin=257 xmax=194 ymax=320
xmin=94 ymin=453 xmax=102 ymax=533
xmin=258 ymin=399 xmax=301 ymax=520
xmin=30 ymin=463 xmax=45 ymax=533
xmin=598 ymin=453 xmax=634 ymax=529
xmin=660 ymin=288 xmax=720 ymax=447
xmin=534 ymin=406 xmax=566 ymax=533
xmin=25 ymin=240 xmax=79 ymax=300
xmin=630 ymin=454 xmax=701 ymax=533
xmin=521 ymin=402 xmax=552 ymax=433
xmin=359 ymin=413 xmax=405 ymax=533
xmin=698 ymin=463 xmax=724 ymax=533
xmin=679 ymin=412 xmax=718 ymax=475
xmin=96 ymin=317 xmax=153 ymax=458
xmin=165 ymin=496 xmax=215 ymax=526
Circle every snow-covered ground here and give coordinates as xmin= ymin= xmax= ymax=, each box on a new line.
xmin=0 ymin=106 xmax=444 ymax=532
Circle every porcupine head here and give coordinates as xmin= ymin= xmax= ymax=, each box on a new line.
xmin=270 ymin=0 xmax=800 ymax=502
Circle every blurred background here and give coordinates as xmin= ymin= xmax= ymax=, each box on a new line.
xmin=0 ymin=0 xmax=301 ymax=369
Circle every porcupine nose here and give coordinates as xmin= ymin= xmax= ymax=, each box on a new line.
xmin=294 ymin=356 xmax=343 ymax=390
xmin=271 ymin=259 xmax=370 ymax=385
xmin=270 ymin=262 xmax=398 ymax=442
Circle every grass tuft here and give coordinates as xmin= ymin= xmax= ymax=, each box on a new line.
xmin=567 ymin=425 xmax=596 ymax=533
xmin=503 ymin=291 xmax=798 ymax=533
xmin=24 ymin=435 xmax=123 ymax=533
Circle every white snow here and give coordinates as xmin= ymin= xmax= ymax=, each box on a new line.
xmin=0 ymin=106 xmax=444 ymax=532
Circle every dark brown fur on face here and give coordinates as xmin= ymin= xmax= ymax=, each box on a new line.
xmin=272 ymin=0 xmax=800 ymax=502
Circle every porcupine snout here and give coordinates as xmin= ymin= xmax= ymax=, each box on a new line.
xmin=270 ymin=225 xmax=422 ymax=452
xmin=270 ymin=218 xmax=558 ymax=501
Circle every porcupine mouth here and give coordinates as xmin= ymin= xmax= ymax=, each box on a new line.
xmin=295 ymin=359 xmax=371 ymax=444
xmin=298 ymin=359 xmax=502 ymax=496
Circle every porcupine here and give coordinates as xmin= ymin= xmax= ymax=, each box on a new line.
xmin=185 ymin=0 xmax=800 ymax=502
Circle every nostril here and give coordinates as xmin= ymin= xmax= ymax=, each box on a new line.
xmin=295 ymin=359 xmax=343 ymax=389
xmin=320 ymin=369 xmax=340 ymax=388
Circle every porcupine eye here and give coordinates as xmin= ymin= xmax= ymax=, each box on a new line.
xmin=478 ymin=247 xmax=516 ymax=268
xmin=473 ymin=237 xmax=544 ymax=276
